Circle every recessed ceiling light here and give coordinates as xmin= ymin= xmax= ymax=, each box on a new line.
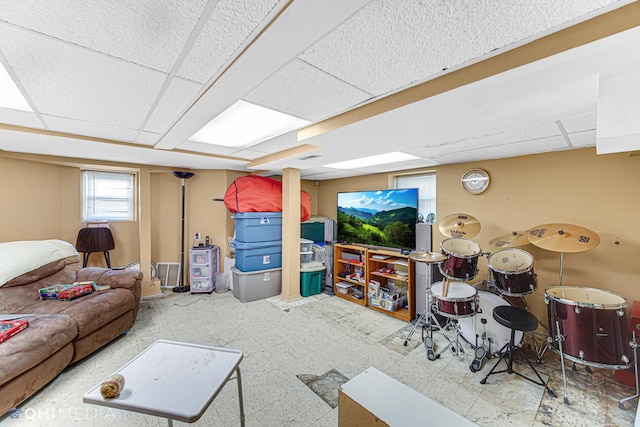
xmin=189 ymin=100 xmax=310 ymax=148
xmin=0 ymin=61 xmax=31 ymax=112
xmin=325 ymin=152 xmax=421 ymax=169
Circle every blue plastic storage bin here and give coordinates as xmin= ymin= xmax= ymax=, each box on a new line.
xmin=231 ymin=239 xmax=282 ymax=272
xmin=232 ymin=212 xmax=282 ymax=243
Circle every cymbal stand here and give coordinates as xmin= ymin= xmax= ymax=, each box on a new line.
xmin=554 ymin=319 xmax=570 ymax=404
xmin=404 ymin=262 xmax=439 ymax=346
xmin=620 ymin=331 xmax=639 ymax=409
xmin=558 ymin=251 xmax=565 ymax=286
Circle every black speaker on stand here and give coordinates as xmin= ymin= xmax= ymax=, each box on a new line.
xmin=172 ymin=171 xmax=195 ymax=293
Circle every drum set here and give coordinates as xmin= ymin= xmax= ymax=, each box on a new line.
xmin=407 ymin=214 xmax=640 ymax=408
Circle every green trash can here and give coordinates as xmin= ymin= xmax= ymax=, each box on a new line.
xmin=301 ymin=263 xmax=325 ymax=297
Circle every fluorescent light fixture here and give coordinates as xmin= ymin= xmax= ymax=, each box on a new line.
xmin=190 ymin=100 xmax=310 ymax=147
xmin=0 ymin=61 xmax=31 ymax=112
xmin=325 ymin=152 xmax=421 ymax=169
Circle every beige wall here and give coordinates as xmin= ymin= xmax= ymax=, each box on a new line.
xmin=3 ymin=147 xmax=639 ymax=321
xmin=317 ymin=148 xmax=640 ymax=322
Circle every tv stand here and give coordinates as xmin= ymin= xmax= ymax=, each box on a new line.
xmin=333 ymin=244 xmax=415 ymax=322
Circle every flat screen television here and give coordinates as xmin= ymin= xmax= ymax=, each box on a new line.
xmin=337 ymin=188 xmax=418 ymax=250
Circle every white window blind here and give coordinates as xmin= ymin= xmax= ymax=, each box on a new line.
xmin=395 ymin=173 xmax=436 ymax=221
xmin=82 ymin=171 xmax=135 ymax=221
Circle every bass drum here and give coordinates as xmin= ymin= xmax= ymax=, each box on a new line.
xmin=458 ymin=290 xmax=523 ymax=356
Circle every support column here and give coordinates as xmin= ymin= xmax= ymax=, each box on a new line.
xmin=138 ymin=167 xmax=161 ymax=297
xmin=281 ymin=168 xmax=301 ymax=301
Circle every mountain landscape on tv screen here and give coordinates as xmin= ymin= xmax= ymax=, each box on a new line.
xmin=337 ymin=205 xmax=416 ymax=249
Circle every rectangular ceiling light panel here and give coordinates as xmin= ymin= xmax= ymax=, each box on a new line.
xmin=326 ymin=151 xmax=421 ymax=169
xmin=0 ymin=61 xmax=31 ymax=111
xmin=190 ymin=100 xmax=310 ymax=147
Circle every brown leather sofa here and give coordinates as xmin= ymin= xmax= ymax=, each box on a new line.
xmin=0 ymin=240 xmax=142 ymax=416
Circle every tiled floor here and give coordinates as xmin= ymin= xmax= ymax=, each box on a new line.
xmin=1 ymin=290 xmax=637 ymax=426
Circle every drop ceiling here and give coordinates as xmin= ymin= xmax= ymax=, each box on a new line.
xmin=0 ymin=0 xmax=639 ymax=179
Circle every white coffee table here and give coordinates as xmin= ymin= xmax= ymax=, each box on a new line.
xmin=83 ymin=340 xmax=244 ymax=426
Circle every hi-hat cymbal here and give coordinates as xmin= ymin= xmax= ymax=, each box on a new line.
xmin=527 ymin=223 xmax=600 ymax=253
xmin=489 ymin=230 xmax=530 ymax=249
xmin=439 ymin=213 xmax=481 ymax=238
xmin=409 ymin=252 xmax=447 ymax=264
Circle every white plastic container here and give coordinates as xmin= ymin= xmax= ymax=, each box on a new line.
xmin=231 ymin=267 xmax=282 ymax=302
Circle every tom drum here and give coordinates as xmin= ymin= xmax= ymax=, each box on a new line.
xmin=439 ymin=238 xmax=482 ymax=281
xmin=545 ymin=286 xmax=630 ymax=369
xmin=488 ymin=249 xmax=537 ymax=296
xmin=431 ymin=281 xmax=477 ymax=318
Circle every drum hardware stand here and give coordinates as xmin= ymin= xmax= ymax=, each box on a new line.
xmin=404 ymin=262 xmax=441 ymax=346
xmin=553 ymin=320 xmax=571 ymax=404
xmin=619 ymin=331 xmax=639 ymax=410
xmin=470 ymin=318 xmax=489 ymax=372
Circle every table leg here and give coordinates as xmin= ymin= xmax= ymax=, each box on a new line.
xmin=236 ymin=367 xmax=245 ymax=427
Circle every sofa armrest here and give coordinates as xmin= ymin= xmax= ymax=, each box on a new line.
xmin=76 ymin=267 xmax=143 ymax=291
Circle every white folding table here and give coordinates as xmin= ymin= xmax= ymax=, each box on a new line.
xmin=83 ymin=340 xmax=244 ymax=426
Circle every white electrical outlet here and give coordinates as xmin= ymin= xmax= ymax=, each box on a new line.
xmin=194 ymin=232 xmax=200 ymax=240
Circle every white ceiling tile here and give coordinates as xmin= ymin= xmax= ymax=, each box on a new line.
xmin=0 ymin=107 xmax=44 ymax=129
xmin=136 ymin=131 xmax=160 ymax=146
xmin=431 ymin=135 xmax=569 ymax=164
xmin=144 ymin=77 xmax=204 ymax=134
xmin=245 ymin=131 xmax=300 ymax=154
xmin=560 ymin=112 xmax=597 ymax=133
xmin=412 ymin=121 xmax=562 ymax=156
xmin=177 ymin=0 xmax=282 ymax=84
xmin=353 ymin=158 xmax=439 ymax=174
xmin=0 ymin=0 xmax=207 ymax=73
xmin=228 ymin=149 xmax=268 ymax=160
xmin=178 ymin=140 xmax=246 ymax=157
xmin=41 ymin=115 xmax=138 ymax=142
xmin=298 ymin=0 xmax=623 ymax=96
xmin=300 ymin=169 xmax=367 ymax=180
xmin=0 ymin=25 xmax=167 ymax=129
xmin=0 ymin=128 xmax=248 ymax=170
xmin=245 ymin=59 xmax=373 ymax=121
xmin=567 ymin=130 xmax=596 ymax=147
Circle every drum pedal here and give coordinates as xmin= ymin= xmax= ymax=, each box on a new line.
xmin=470 ymin=346 xmax=486 ymax=372
xmin=425 ymin=336 xmax=438 ymax=361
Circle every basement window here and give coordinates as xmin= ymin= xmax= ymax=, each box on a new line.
xmin=394 ymin=173 xmax=436 ymax=222
xmin=82 ymin=170 xmax=135 ymax=221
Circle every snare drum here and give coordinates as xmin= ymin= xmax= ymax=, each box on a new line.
xmin=459 ymin=290 xmax=523 ymax=355
xmin=488 ymin=249 xmax=536 ymax=296
xmin=431 ymin=281 xmax=477 ymax=318
xmin=545 ymin=286 xmax=630 ymax=369
xmin=439 ymin=238 xmax=482 ymax=281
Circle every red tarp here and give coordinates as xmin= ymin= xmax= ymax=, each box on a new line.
xmin=224 ymin=175 xmax=311 ymax=222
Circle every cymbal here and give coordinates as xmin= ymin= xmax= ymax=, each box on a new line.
xmin=409 ymin=252 xmax=447 ymax=264
xmin=489 ymin=230 xmax=530 ymax=249
xmin=439 ymin=213 xmax=481 ymax=238
xmin=527 ymin=223 xmax=600 ymax=253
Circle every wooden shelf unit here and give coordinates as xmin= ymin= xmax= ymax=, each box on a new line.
xmin=367 ymin=249 xmax=414 ymax=322
xmin=333 ymin=244 xmax=367 ymax=306
xmin=333 ymin=244 xmax=415 ymax=322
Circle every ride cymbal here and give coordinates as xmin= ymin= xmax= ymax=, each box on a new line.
xmin=409 ymin=252 xmax=447 ymax=264
xmin=489 ymin=230 xmax=530 ymax=249
xmin=527 ymin=223 xmax=600 ymax=253
xmin=439 ymin=213 xmax=481 ymax=238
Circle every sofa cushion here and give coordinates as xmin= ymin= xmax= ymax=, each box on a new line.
xmin=0 ymin=240 xmax=79 ymax=287
xmin=0 ymin=314 xmax=77 ymax=386
xmin=0 ymin=261 xmax=81 ymax=313
xmin=16 ymin=289 xmax=137 ymax=340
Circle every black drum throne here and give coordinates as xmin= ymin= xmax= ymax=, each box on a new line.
xmin=480 ymin=305 xmax=556 ymax=398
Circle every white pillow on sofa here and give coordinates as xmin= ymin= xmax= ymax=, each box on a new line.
xmin=0 ymin=240 xmax=78 ymax=287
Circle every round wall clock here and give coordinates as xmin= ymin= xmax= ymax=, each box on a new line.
xmin=461 ymin=168 xmax=490 ymax=194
